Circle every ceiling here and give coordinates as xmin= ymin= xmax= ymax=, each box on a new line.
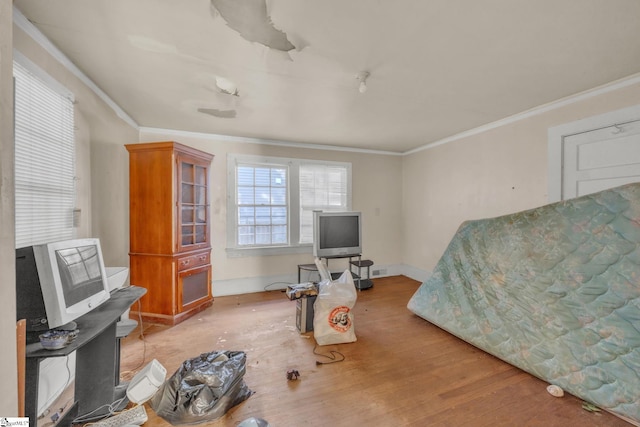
xmin=13 ymin=0 xmax=640 ymax=153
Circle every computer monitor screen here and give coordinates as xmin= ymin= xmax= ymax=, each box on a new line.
xmin=56 ymin=245 xmax=106 ymax=307
xmin=16 ymin=238 xmax=110 ymax=332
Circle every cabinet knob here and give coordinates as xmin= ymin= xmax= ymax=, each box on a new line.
xmin=199 ymin=256 xmax=206 ymax=261
xmin=181 ymin=259 xmax=190 ymax=266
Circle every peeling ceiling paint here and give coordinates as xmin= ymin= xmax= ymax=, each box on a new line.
xmin=198 ymin=108 xmax=237 ymax=119
xmin=210 ymin=0 xmax=295 ymax=52
xmin=215 ymin=76 xmax=239 ymax=96
xmin=14 ymin=0 xmax=640 ymax=153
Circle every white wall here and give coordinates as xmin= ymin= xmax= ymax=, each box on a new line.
xmin=402 ymin=80 xmax=640 ymax=275
xmin=13 ymin=24 xmax=139 ymax=267
xmin=0 ymin=0 xmax=18 ymax=416
xmin=136 ymin=130 xmax=404 ymax=295
xmin=8 ymin=16 xmax=138 ymax=418
xmin=7 ymin=7 xmax=640 ymax=413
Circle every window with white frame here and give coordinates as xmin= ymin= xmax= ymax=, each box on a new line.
xmin=237 ymin=163 xmax=288 ymax=246
xmin=227 ymin=154 xmax=351 ymax=255
xmin=299 ymin=164 xmax=349 ymax=243
xmin=13 ymin=56 xmax=76 ymax=248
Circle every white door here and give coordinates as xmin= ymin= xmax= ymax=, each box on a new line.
xmin=562 ymin=119 xmax=640 ymax=199
xmin=548 ymin=104 xmax=640 ymax=202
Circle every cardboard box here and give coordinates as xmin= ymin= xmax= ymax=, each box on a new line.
xmin=296 ymin=295 xmax=316 ymax=333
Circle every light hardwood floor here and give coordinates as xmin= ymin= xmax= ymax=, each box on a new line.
xmin=120 ymin=276 xmax=631 ymax=427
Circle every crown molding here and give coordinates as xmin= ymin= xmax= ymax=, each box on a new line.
xmin=13 ymin=6 xmax=139 ymax=130
xmin=13 ymin=4 xmax=398 ymax=157
xmin=14 ymin=5 xmax=639 ymax=157
xmin=405 ymin=72 xmax=640 ymax=156
xmin=140 ymin=127 xmax=403 ymax=156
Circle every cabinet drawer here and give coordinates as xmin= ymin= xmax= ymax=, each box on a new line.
xmin=176 ymin=252 xmax=210 ymax=271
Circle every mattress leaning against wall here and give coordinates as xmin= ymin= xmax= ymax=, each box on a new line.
xmin=407 ymin=182 xmax=640 ymax=423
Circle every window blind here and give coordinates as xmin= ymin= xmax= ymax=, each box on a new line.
xmin=236 ymin=163 xmax=289 ymax=246
xmin=14 ymin=61 xmax=75 ymax=248
xmin=299 ymin=164 xmax=348 ymax=243
xmin=227 ymin=154 xmax=351 ymax=254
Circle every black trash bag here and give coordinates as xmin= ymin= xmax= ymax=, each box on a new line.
xmin=150 ymin=350 xmax=253 ymax=425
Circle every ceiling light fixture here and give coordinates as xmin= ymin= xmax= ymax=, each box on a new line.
xmin=356 ymin=71 xmax=370 ymax=93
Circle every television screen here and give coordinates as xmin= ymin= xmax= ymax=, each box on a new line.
xmin=56 ymin=245 xmax=106 ymax=307
xmin=318 ymin=216 xmax=359 ymax=249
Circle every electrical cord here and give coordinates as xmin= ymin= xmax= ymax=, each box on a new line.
xmin=72 ymin=396 xmax=127 ymax=424
xmin=37 ymin=349 xmax=75 ymax=422
xmin=263 ymin=281 xmax=293 ymax=292
xmin=135 ymin=301 xmax=147 ymax=362
xmin=76 ymin=303 xmax=148 ymax=425
xmin=264 ymin=268 xmax=323 ymax=293
xmin=313 ymin=344 xmax=345 ymax=365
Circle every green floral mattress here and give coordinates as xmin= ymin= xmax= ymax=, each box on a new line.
xmin=407 ymin=182 xmax=640 ymax=422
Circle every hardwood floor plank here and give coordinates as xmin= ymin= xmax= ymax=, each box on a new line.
xmin=119 ymin=276 xmax=632 ymax=426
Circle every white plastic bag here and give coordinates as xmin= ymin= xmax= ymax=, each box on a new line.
xmin=313 ymin=269 xmax=358 ymax=346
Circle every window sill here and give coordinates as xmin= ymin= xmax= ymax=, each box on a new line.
xmin=226 ymin=244 xmax=313 ymax=258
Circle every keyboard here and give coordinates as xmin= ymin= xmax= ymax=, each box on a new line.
xmin=93 ymin=405 xmax=148 ymax=427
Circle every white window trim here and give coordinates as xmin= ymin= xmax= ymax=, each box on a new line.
xmin=226 ymin=153 xmax=352 ymax=257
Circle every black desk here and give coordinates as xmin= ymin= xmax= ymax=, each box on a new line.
xmin=297 ymin=255 xmax=374 ymax=290
xmin=24 ymin=285 xmax=146 ymax=426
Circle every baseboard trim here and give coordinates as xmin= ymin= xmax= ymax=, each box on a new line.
xmin=211 ymin=263 xmax=430 ymax=297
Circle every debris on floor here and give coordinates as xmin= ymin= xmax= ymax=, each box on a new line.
xmin=286 ymin=369 xmax=300 ymax=380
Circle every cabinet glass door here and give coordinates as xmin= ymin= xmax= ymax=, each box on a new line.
xmin=178 ymin=158 xmax=209 ymax=251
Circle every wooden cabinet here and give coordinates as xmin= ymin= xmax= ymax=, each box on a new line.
xmin=126 ymin=141 xmax=214 ymax=325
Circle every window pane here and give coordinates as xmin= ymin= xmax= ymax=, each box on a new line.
xmin=272 ymin=225 xmax=287 ymax=244
xmin=271 ymin=187 xmax=286 ymax=205
xmin=272 ymin=169 xmax=286 ymax=187
xmin=328 ymin=192 xmax=346 ymax=206
xmin=255 ymin=225 xmax=272 ymax=245
xmin=230 ymin=157 xmax=350 ymax=250
xmin=238 ymin=186 xmax=255 ymax=205
xmin=238 ymin=226 xmax=255 ymax=245
xmin=255 ymin=168 xmax=271 ymax=186
xmin=235 ymin=163 xmax=289 ymax=247
xmin=238 ymin=207 xmax=255 ymax=225
xmin=299 ymin=164 xmax=348 ymax=244
xmin=300 ymin=222 xmax=313 ymax=243
xmin=272 ymin=207 xmax=287 ymax=225
xmin=237 ymin=167 xmax=254 ymax=186
xmin=255 ymin=187 xmax=271 ymax=205
xmin=255 ymin=207 xmax=271 ymax=225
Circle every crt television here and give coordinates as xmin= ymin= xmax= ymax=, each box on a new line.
xmin=16 ymin=238 xmax=111 ymax=332
xmin=313 ymin=211 xmax=362 ymax=258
